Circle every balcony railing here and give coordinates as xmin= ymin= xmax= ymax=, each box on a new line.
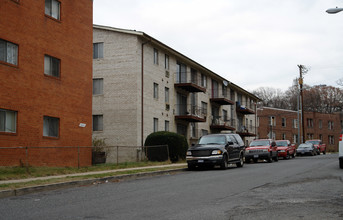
xmin=210 ymin=92 xmax=235 ymax=105
xmin=175 ymin=104 xmax=206 ymax=122
xmin=210 ymin=116 xmax=236 ymax=131
xmin=174 ymin=72 xmax=206 ymax=93
xmin=236 ymin=125 xmax=257 ymax=137
xmin=236 ymin=101 xmax=255 ymax=114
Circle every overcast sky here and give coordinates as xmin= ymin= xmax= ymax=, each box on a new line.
xmin=93 ymin=0 xmax=343 ymax=92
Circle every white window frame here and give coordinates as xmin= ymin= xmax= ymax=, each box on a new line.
xmin=93 ymin=78 xmax=104 ymax=95
xmin=165 ymin=120 xmax=169 ymax=132
xmin=164 ymin=54 xmax=169 ymax=70
xmin=93 ymin=42 xmax=104 ymax=59
xmin=153 ymin=83 xmax=159 ymax=99
xmin=282 ymin=118 xmax=286 ymax=127
xmin=44 ymin=55 xmax=60 ymax=78
xmin=45 ymin=0 xmax=60 ymax=20
xmin=43 ymin=116 xmax=59 ymax=137
xmin=0 ymin=109 xmax=17 ymax=133
xmin=165 ymin=87 xmax=169 ymax=103
xmin=153 ymin=118 xmax=158 ymax=132
xmin=153 ymin=48 xmax=159 ymax=65
xmin=93 ymin=115 xmax=103 ymax=131
xmin=0 ymin=39 xmax=18 ymax=66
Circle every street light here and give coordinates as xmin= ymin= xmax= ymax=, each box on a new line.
xmin=326 ymin=7 xmax=343 ymax=14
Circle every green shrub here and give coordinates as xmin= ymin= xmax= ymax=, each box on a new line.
xmin=144 ymin=131 xmax=188 ymax=162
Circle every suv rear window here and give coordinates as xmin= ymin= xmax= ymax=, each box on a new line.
xmin=198 ymin=136 xmax=226 ymax=145
xmin=250 ymin=140 xmax=270 ymax=147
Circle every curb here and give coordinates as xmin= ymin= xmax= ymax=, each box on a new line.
xmin=0 ymin=168 xmax=187 ymax=199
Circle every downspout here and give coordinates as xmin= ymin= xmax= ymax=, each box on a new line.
xmin=141 ymin=38 xmax=151 ymax=147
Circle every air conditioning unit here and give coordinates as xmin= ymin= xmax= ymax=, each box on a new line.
xmin=165 ymin=71 xmax=170 ymax=78
xmin=165 ymin=104 xmax=170 ymax=111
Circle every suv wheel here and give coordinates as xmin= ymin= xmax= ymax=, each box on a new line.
xmin=220 ymin=154 xmax=228 ymax=170
xmin=236 ymin=154 xmax=244 ymax=168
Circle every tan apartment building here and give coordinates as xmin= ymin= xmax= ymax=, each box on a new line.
xmin=257 ymin=107 xmax=342 ymax=151
xmin=92 ymin=25 xmax=259 ymax=153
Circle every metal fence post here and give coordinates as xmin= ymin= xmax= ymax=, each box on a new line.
xmin=116 ymin=146 xmax=119 ymax=166
xmin=25 ymin=146 xmax=29 ymax=173
xmin=77 ymin=146 xmax=80 ymax=169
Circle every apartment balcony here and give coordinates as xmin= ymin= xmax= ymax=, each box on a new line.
xmin=236 ymin=101 xmax=255 ymax=114
xmin=210 ymin=93 xmax=235 ymax=105
xmin=236 ymin=125 xmax=257 ymax=137
xmin=210 ymin=116 xmax=236 ymax=131
xmin=174 ymin=74 xmax=206 ymax=93
xmin=175 ymin=104 xmax=206 ymax=122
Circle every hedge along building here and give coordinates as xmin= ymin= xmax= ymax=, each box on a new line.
xmin=92 ymin=25 xmax=260 ymax=159
xmin=0 ymin=0 xmax=93 ymax=167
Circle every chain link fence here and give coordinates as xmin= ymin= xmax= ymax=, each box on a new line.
xmin=0 ymin=145 xmax=169 ymax=169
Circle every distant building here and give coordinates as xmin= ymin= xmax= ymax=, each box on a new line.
xmin=257 ymin=107 xmax=342 ymax=151
xmin=92 ymin=25 xmax=260 ymax=158
xmin=0 ymin=0 xmax=93 ymax=166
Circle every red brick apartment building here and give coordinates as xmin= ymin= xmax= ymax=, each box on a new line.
xmin=0 ymin=0 xmax=93 ymax=166
xmin=257 ymin=107 xmax=342 ymax=152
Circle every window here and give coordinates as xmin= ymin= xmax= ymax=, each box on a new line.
xmin=293 ymin=134 xmax=298 ymax=143
xmin=201 ymin=74 xmax=207 ymax=88
xmin=201 ymin=102 xmax=207 ymax=115
xmin=293 ymin=119 xmax=298 ymax=128
xmin=153 ymin=83 xmax=159 ymax=99
xmin=282 ymin=133 xmax=286 ymax=140
xmin=307 ymin=133 xmax=314 ymax=140
xmin=43 ymin=116 xmax=59 ymax=137
xmin=307 ymin=118 xmax=313 ymax=128
xmin=153 ymin=48 xmax=158 ymax=65
xmin=282 ymin=118 xmax=286 ymax=127
xmin=329 ymin=135 xmax=335 ymax=145
xmin=190 ymin=122 xmax=196 ymax=138
xmin=165 ymin=87 xmax=169 ymax=103
xmin=165 ymin=120 xmax=169 ymax=132
xmin=269 ymin=116 xmax=276 ymax=126
xmin=268 ymin=131 xmax=275 ymax=139
xmin=153 ymin=118 xmax=158 ymax=132
xmin=93 ymin=43 xmax=104 ymax=59
xmin=0 ymin=39 xmax=18 ymax=66
xmin=0 ymin=109 xmax=17 ymax=133
xmin=201 ymin=129 xmax=208 ymax=137
xmin=45 ymin=0 xmax=60 ymax=20
xmin=222 ymin=85 xmax=227 ymax=97
xmin=44 ymin=55 xmax=60 ymax=77
xmin=93 ymin=78 xmax=103 ymax=95
xmin=164 ymin=54 xmax=169 ymax=70
xmin=93 ymin=115 xmax=103 ymax=131
xmin=223 ymin=110 xmax=228 ymax=121
xmin=328 ymin=121 xmax=334 ymax=130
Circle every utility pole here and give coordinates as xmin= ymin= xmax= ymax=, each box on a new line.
xmin=298 ymin=64 xmax=307 ymax=143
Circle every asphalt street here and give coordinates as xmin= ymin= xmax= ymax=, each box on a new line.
xmin=1 ymin=154 xmax=342 ymax=220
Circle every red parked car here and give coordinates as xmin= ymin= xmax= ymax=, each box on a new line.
xmin=275 ymin=140 xmax=296 ymax=159
xmin=245 ymin=139 xmax=278 ymax=163
xmin=305 ymin=140 xmax=326 ymax=155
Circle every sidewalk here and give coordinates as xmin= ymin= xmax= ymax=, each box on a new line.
xmin=0 ymin=163 xmax=187 ymax=198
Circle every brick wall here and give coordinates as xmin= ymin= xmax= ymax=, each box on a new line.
xmin=0 ymin=0 xmax=93 ymax=166
xmin=257 ymin=107 xmax=341 ymax=151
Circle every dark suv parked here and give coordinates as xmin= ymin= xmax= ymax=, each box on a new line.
xmin=186 ymin=134 xmax=245 ymax=170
